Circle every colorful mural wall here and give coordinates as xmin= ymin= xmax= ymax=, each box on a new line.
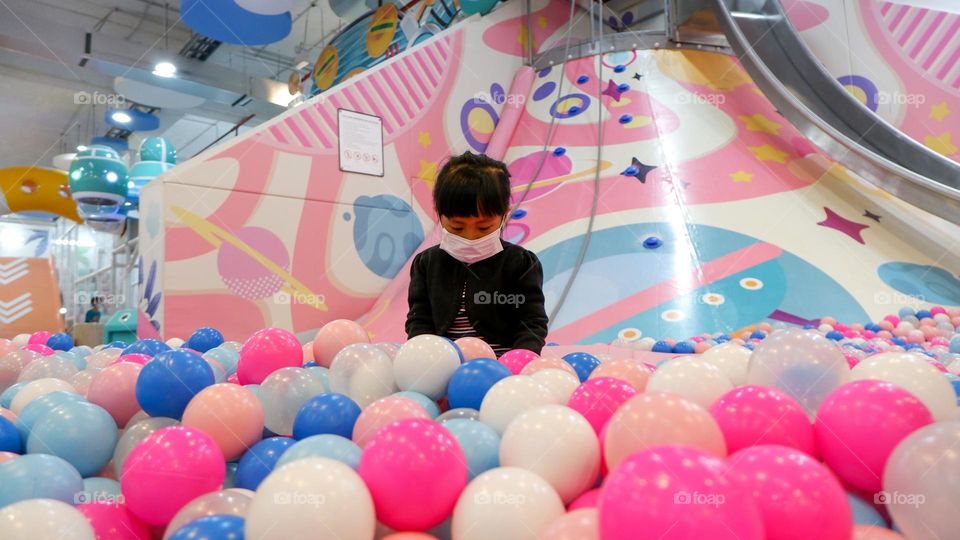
xmin=142 ymin=0 xmax=960 ymax=344
xmin=783 ymin=0 xmax=960 ymax=162
xmin=139 ymin=0 xmax=579 ymax=340
xmin=359 ymin=43 xmax=960 ymax=344
xmin=0 ymin=257 xmax=64 ymax=338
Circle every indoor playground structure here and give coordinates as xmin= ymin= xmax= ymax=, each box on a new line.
xmin=1 ymin=0 xmax=960 ymax=539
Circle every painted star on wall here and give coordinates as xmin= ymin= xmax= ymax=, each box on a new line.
xmin=730 ymin=170 xmax=753 ymax=183
xmin=739 ymin=113 xmax=782 ymax=135
xmin=602 ymin=79 xmax=625 ymax=102
xmin=418 ymin=131 xmax=432 ymax=149
xmin=863 ymin=210 xmax=881 ymax=222
xmin=633 ymin=73 xmax=643 ymax=80
xmin=629 ymin=157 xmax=657 ymax=183
xmin=417 ymin=160 xmax=438 ymax=185
xmin=748 ymin=144 xmax=790 ymax=164
xmin=818 ymin=207 xmax=869 ymax=244
xmin=925 ymin=132 xmax=958 ymax=156
xmin=930 ymin=102 xmax=951 ymax=121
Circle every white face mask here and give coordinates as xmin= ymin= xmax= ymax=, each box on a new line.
xmin=439 ymin=225 xmax=504 ymax=264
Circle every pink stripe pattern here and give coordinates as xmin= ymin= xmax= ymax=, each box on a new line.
xmin=881 ymin=2 xmax=960 ymax=89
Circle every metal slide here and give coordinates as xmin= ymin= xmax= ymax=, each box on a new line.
xmin=702 ymin=0 xmax=960 ymax=224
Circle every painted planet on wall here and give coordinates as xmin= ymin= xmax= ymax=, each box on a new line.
xmin=367 ymin=4 xmax=400 ymax=58
xmin=313 ymin=45 xmax=340 ymax=92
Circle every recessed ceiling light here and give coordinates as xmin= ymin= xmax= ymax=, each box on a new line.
xmin=153 ymin=61 xmax=177 ymax=78
xmin=111 ymin=111 xmax=132 ymax=124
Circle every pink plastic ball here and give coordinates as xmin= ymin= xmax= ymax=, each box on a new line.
xmin=120 ymin=426 xmax=226 ymax=526
xmin=311 ymin=319 xmax=370 ymax=368
xmin=21 ymin=343 xmax=54 ymax=356
xmin=726 ymin=445 xmax=851 ymax=540
xmin=567 ymin=377 xmax=638 ymax=435
xmin=498 ymin=349 xmax=540 ymax=375
xmin=0 ymin=451 xmax=18 ymax=464
xmin=454 ymin=337 xmax=496 ymax=361
xmin=876 ymin=330 xmax=893 ymax=339
xmin=237 ymin=327 xmax=303 ymax=385
xmin=709 ymin=385 xmax=816 ymax=457
xmin=112 ymin=354 xmax=151 ymax=366
xmin=88 ymin=362 xmax=143 ymax=427
xmin=599 ymin=445 xmax=763 ymax=540
xmin=694 ymin=342 xmax=712 ymax=354
xmin=842 ymin=330 xmax=857 ymax=339
xmin=76 ymin=502 xmax=151 ymax=540
xmin=358 ymin=419 xmax=466 ymax=531
xmin=927 ymin=360 xmax=947 ymax=373
xmin=226 ymin=373 xmax=240 ymax=384
xmin=302 ymin=342 xmax=315 ymax=364
xmin=844 ymin=354 xmax=860 ymax=369
xmin=883 ymin=315 xmax=900 ymax=326
xmin=568 ymin=488 xmax=600 ymax=511
xmin=930 ymin=306 xmax=946 ymax=315
xmin=863 ymin=331 xmax=876 ymax=339
xmin=352 ymin=396 xmax=430 ymax=448
xmin=878 ymin=320 xmax=895 ymax=331
xmin=850 ymin=323 xmax=865 ymax=332
xmin=815 ymin=380 xmax=934 ymax=493
xmin=690 ymin=337 xmax=704 ymax=343
xmin=757 ymin=322 xmax=773 ymax=333
xmin=28 ymin=331 xmax=52 ymax=345
xmin=521 ymin=356 xmax=578 ymax=377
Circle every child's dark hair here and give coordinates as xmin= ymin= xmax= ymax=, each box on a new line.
xmin=433 ymin=151 xmax=511 ymax=218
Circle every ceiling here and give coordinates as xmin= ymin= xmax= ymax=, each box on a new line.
xmin=0 ymin=0 xmax=348 ymax=171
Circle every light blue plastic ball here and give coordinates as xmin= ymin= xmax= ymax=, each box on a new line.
xmin=0 ymin=453 xmax=83 ymax=507
xmin=26 ymin=401 xmax=118 ymax=477
xmin=443 ymin=418 xmax=500 ymax=481
xmin=393 ymin=391 xmax=440 ymax=418
xmin=78 ymin=477 xmax=123 ymax=505
xmin=276 ymin=434 xmax=362 ymax=470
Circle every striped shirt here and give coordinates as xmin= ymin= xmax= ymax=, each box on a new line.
xmin=446 ymin=286 xmax=509 ymax=356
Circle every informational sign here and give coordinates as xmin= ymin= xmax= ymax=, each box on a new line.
xmin=338 ymin=109 xmax=384 ymax=177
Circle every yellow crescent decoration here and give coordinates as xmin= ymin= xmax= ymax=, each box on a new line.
xmin=0 ymin=166 xmax=82 ymax=222
xmin=171 ymin=206 xmax=328 ymax=312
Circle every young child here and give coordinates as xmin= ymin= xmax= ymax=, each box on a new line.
xmin=84 ymin=296 xmax=102 ymax=323
xmin=406 ymin=151 xmax=548 ymax=355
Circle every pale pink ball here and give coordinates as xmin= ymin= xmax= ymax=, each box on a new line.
xmin=694 ymin=342 xmax=712 ymax=354
xmin=878 ymin=320 xmax=895 ymax=331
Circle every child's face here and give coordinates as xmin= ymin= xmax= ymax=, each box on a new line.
xmin=440 ymin=214 xmax=503 ymax=240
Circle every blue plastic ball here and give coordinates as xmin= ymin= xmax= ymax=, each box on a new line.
xmin=949 ymin=335 xmax=960 ymax=354
xmin=79 ymin=477 xmax=122 ymax=504
xmin=802 ymin=324 xmax=816 ymax=330
xmin=949 ymin=378 xmax=960 ymax=406
xmin=715 ymin=335 xmax=730 ymax=343
xmin=292 ymin=393 xmax=361 ymax=440
xmin=168 ymin=515 xmax=245 ymax=540
xmin=27 ymin=401 xmax=118 ymax=477
xmin=444 ymin=418 xmax=501 ymax=481
xmin=891 ymin=337 xmax=908 ymax=347
xmin=302 ymin=361 xmax=318 ymax=368
xmin=826 ymin=331 xmax=844 ymax=341
xmin=223 ymin=462 xmax=239 ymax=489
xmin=394 ymin=391 xmax=441 ymax=418
xmin=651 ymin=340 xmax=673 ymax=353
xmin=671 ymin=341 xmax=696 ymax=354
xmin=563 ymin=352 xmax=600 ymax=382
xmin=186 ymin=327 xmax=225 ymax=353
xmin=55 ymin=351 xmax=86 ymax=370
xmin=446 ymin=359 xmax=511 ymax=410
xmin=276 ymin=434 xmax=361 ymax=470
xmin=847 ymin=492 xmax=885 ymax=527
xmin=135 ymin=349 xmax=214 ymax=419
xmin=0 ymin=417 xmax=20 ymax=453
xmin=749 ymin=331 xmax=767 ymax=340
xmin=0 ymin=382 xmax=25 ymax=409
xmin=105 ymin=341 xmax=129 ymax=349
xmin=236 ymin=437 xmax=295 ymax=490
xmin=916 ymin=310 xmax=932 ymax=320
xmin=45 ymin=333 xmax=74 ymax=351
xmin=122 ymin=339 xmax=170 ymax=357
xmin=0 ymin=454 xmax=83 ymax=507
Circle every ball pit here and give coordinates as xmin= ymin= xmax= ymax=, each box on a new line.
xmin=0 ymin=305 xmax=958 ymax=539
